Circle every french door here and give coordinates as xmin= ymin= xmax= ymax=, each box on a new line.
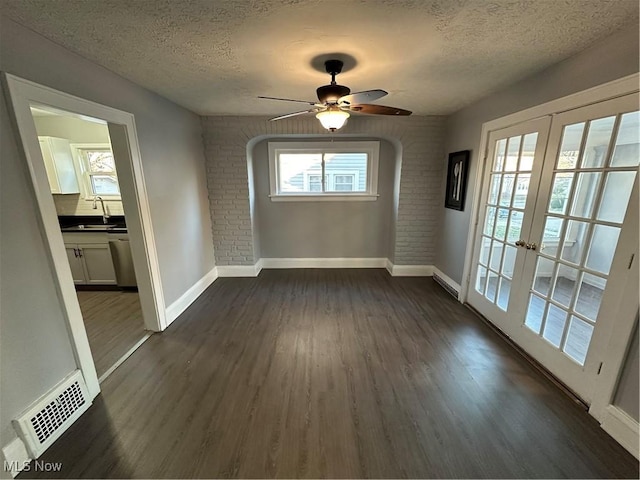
xmin=468 ymin=93 xmax=639 ymax=402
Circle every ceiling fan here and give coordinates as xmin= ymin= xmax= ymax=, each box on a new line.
xmin=258 ymin=59 xmax=412 ymax=131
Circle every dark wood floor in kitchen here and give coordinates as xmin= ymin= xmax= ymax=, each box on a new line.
xmin=23 ymin=269 xmax=639 ymax=479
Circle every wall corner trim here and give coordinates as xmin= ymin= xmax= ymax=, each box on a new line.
xmin=165 ymin=267 xmax=219 ymax=325
xmin=216 ymin=264 xmax=262 ymax=277
xmin=1 ymin=436 xmax=31 ymax=478
xmin=601 ymin=405 xmax=640 ymax=460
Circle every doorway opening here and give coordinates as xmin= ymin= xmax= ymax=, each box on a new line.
xmin=30 ymin=105 xmax=151 ymax=381
xmin=5 ymin=73 xmax=167 ymax=398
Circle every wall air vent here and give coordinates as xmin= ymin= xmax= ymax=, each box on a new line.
xmin=13 ymin=370 xmax=91 ymax=458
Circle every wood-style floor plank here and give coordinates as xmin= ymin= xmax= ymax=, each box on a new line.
xmin=76 ymin=290 xmax=146 ymax=378
xmin=23 ymin=270 xmax=639 ymax=479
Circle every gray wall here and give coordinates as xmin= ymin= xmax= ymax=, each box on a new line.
xmin=437 ymin=22 xmax=640 ymax=285
xmin=253 ymin=138 xmax=396 ymax=258
xmin=0 ymin=94 xmax=78 ymax=457
xmin=614 ymin=320 xmax=639 ymax=422
xmin=0 ymin=16 xmax=214 ymax=453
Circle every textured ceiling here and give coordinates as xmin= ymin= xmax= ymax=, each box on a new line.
xmin=2 ymin=0 xmax=638 ymax=115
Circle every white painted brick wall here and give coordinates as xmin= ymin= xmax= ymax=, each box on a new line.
xmin=201 ymin=115 xmax=445 ymax=266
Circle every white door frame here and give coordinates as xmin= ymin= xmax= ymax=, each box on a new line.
xmin=460 ymin=72 xmax=639 ymax=452
xmin=3 ymin=73 xmax=167 ymax=399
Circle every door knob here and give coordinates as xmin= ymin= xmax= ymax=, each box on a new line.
xmin=515 ymin=240 xmax=526 ymax=247
xmin=526 ymin=243 xmax=538 ymax=251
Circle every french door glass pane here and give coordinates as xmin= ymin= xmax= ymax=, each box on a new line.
xmin=597 ymin=171 xmax=637 ymax=223
xmin=523 ymin=110 xmax=638 ymax=366
xmin=563 ymin=317 xmax=594 ymax=364
xmin=611 ymin=111 xmax=640 ymax=167
xmin=574 ymin=273 xmax=606 ymax=321
xmin=525 ymin=294 xmax=546 ymax=333
xmin=585 ymin=225 xmax=620 ymax=275
xmin=580 ymin=116 xmax=616 ymax=168
xmin=569 ymin=172 xmax=601 ymax=218
xmin=557 ymin=122 xmax=585 ymax=169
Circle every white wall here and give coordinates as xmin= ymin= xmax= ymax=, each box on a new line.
xmin=0 ymin=15 xmax=215 ymax=454
xmin=437 ymin=22 xmax=639 ymax=285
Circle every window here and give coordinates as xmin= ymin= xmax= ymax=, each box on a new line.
xmin=72 ymin=144 xmax=120 ymax=198
xmin=268 ymin=141 xmax=379 ymax=201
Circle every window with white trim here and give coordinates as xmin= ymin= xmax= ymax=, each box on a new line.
xmin=268 ymin=141 xmax=379 ymax=201
xmin=72 ymin=144 xmax=121 ymax=199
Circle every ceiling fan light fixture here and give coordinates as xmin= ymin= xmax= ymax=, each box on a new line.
xmin=316 ymin=108 xmax=350 ymax=131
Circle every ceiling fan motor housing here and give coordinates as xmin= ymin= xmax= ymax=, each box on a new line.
xmin=317 ymin=84 xmax=350 ymax=104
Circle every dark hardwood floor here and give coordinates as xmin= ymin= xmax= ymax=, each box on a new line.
xmin=23 ymin=269 xmax=639 ymax=478
xmin=76 ymin=290 xmax=146 ymax=378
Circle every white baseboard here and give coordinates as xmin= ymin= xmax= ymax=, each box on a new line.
xmin=1 ymin=436 xmax=31 ymax=478
xmin=601 ymin=405 xmax=639 ymax=459
xmin=216 ymin=264 xmax=262 ymax=277
xmin=165 ymin=267 xmax=218 ymax=325
xmin=432 ymin=267 xmax=462 ymax=299
xmin=260 ymin=258 xmax=387 ymax=269
xmin=386 ymin=262 xmax=434 ymax=277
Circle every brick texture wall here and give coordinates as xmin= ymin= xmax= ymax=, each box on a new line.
xmin=201 ymin=115 xmax=445 ymax=266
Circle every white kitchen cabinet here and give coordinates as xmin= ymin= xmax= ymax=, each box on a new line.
xmin=39 ymin=136 xmax=80 ymax=194
xmin=65 ymin=245 xmax=87 ymax=284
xmin=63 ymin=232 xmax=116 ymax=285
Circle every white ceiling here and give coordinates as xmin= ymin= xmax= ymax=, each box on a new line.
xmin=3 ymin=0 xmax=638 ymax=116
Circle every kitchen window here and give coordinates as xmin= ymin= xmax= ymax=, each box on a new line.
xmin=72 ymin=144 xmax=121 ymax=199
xmin=268 ymin=141 xmax=379 ymax=201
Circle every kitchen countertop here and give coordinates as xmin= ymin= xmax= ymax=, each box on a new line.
xmin=60 ymin=225 xmax=128 ymax=233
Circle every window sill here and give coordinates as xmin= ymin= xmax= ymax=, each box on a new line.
xmin=269 ymin=194 xmax=379 ymax=202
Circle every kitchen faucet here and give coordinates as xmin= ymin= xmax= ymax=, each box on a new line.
xmin=92 ymin=196 xmax=110 ymax=224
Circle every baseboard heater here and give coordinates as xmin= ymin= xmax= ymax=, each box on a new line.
xmin=433 ymin=272 xmax=459 ymax=298
xmin=12 ymin=370 xmax=91 ymax=458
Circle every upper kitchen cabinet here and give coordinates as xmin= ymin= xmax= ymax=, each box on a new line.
xmin=38 ymin=136 xmax=80 ymax=194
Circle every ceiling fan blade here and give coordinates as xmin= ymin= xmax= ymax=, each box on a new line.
xmin=339 ymin=89 xmax=387 ymax=106
xmin=259 ymin=95 xmax=318 ymax=106
xmin=269 ymin=109 xmax=318 ymax=121
xmin=348 ymin=104 xmax=412 ymax=116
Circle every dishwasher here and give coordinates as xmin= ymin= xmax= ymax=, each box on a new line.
xmin=108 ymin=233 xmax=137 ymax=288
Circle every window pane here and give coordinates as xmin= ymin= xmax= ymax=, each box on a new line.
xmin=552 ymin=264 xmax=578 ymax=308
xmin=543 ymin=305 xmax=568 ymax=348
xmin=533 ymin=257 xmax=555 ymax=296
xmin=596 ymin=171 xmax=636 ymax=224
xmin=91 ymin=175 xmax=120 ymax=195
xmin=525 ymin=294 xmax=546 ymax=334
xmin=560 ymin=220 xmax=589 ymax=265
xmin=324 ymin=153 xmax=367 ymax=192
xmin=86 ymin=150 xmax=115 ymax=172
xmin=580 ymin=116 xmax=616 ymax=168
xmin=563 ymin=317 xmax=594 ymax=365
xmin=569 ymin=172 xmax=601 ymax=219
xmin=611 ymin=111 xmax=640 ymax=167
xmin=556 ymin=123 xmax=585 ymax=169
xmin=278 ymin=153 xmax=322 ymax=193
xmin=505 ymin=136 xmax=521 ymax=171
xmin=575 ymin=273 xmax=606 ymax=321
xmin=541 ymin=216 xmax=563 ymax=258
xmin=585 ymin=224 xmax=621 ymax=275
xmin=548 ymin=173 xmax=573 ymax=214
xmin=497 ymin=277 xmax=511 ymax=311
xmin=493 ymin=139 xmax=507 ymax=171
xmin=519 ymin=133 xmax=538 ymax=171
